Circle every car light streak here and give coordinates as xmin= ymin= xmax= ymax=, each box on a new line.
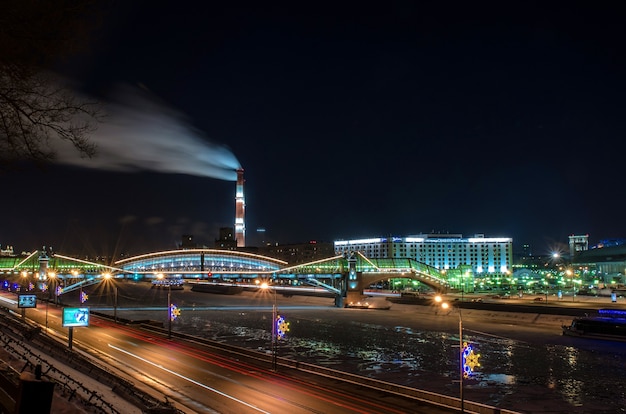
xmin=108 ymin=344 xmax=270 ymax=414
xmin=99 ymin=318 xmax=407 ymax=414
xmin=0 ymin=296 xmax=16 ymax=306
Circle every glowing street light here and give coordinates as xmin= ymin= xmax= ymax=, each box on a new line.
xmin=261 ymin=281 xmax=279 ymax=371
xmin=156 ymin=273 xmax=177 ymax=339
xmin=103 ymin=273 xmax=118 ymax=322
xmin=48 ymin=272 xmax=57 ymax=305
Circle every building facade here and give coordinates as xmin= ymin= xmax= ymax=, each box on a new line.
xmin=334 ymin=233 xmax=513 ymax=280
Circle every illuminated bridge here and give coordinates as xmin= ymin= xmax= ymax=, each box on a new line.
xmin=1 ymin=249 xmax=450 ymax=306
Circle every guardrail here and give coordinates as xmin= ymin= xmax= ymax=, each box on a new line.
xmin=0 ymin=308 xmax=181 ymax=414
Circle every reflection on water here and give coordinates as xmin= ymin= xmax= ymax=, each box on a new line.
xmin=173 ymin=311 xmax=625 ymax=413
xmin=482 ymin=374 xmax=516 ymax=384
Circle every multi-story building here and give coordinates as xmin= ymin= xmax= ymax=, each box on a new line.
xmin=334 ymin=233 xmax=513 ymax=289
xmin=569 ymin=234 xmax=589 ymax=258
xmin=259 ymin=240 xmax=335 ymax=264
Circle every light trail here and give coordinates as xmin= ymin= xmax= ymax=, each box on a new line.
xmin=0 ymin=296 xmax=16 ymax=306
xmin=108 ymin=344 xmax=271 ymax=414
xmin=100 ymin=319 xmax=409 ymax=414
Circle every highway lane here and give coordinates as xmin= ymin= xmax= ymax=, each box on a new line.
xmin=81 ymin=317 xmax=452 ymax=414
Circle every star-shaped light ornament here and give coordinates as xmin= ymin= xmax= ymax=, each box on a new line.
xmin=170 ymin=304 xmax=181 ymax=321
xmin=276 ymin=315 xmax=290 ymax=340
xmin=462 ymin=342 xmax=481 ymax=378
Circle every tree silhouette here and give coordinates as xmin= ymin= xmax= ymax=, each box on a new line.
xmin=0 ymin=0 xmax=103 ymax=170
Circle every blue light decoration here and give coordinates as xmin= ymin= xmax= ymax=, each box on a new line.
xmin=348 ymin=268 xmax=358 ymax=289
xmin=169 ymin=303 xmax=181 ymax=321
xmin=598 ymin=309 xmax=626 ymax=317
xmin=80 ymin=291 xmax=88 ymax=303
xmin=276 ymin=314 xmax=290 ymax=340
xmin=462 ymin=342 xmax=481 ymax=378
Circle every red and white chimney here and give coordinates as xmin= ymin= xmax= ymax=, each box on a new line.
xmin=235 ymin=168 xmax=246 ymax=247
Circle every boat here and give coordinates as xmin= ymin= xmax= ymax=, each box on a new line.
xmin=562 ymin=309 xmax=626 ymax=342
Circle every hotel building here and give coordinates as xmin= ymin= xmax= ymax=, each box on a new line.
xmin=334 ymin=233 xmax=513 ymax=290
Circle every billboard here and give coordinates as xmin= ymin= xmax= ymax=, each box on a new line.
xmin=17 ymin=294 xmax=37 ymax=308
xmin=62 ymin=307 xmax=90 ymax=327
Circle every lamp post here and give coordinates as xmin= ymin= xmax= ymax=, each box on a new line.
xmin=167 ymin=284 xmax=172 ymax=339
xmin=103 ymin=273 xmax=118 ymax=322
xmin=261 ymin=281 xmax=278 ymax=371
xmin=157 ymin=274 xmax=173 ymax=339
xmin=45 ymin=296 xmax=49 ymax=332
xmin=442 ymin=301 xmax=464 ymax=413
xmin=48 ymin=272 xmax=57 ymax=305
xmin=114 ymin=285 xmax=118 ymax=323
xmin=20 ymin=271 xmax=28 ymax=289
xmin=20 ymin=271 xmax=28 ymax=318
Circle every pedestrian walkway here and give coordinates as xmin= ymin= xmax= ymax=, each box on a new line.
xmin=0 ymin=326 xmax=143 ymax=414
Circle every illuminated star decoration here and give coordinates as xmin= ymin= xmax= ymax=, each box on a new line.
xmin=276 ymin=314 xmax=290 ymax=340
xmin=56 ymin=286 xmax=63 ymax=296
xmin=170 ymin=304 xmax=181 ymax=321
xmin=80 ymin=291 xmax=88 ymax=303
xmin=28 ymin=282 xmax=34 ymax=291
xmin=462 ymin=342 xmax=481 ymax=378
xmin=40 ymin=283 xmax=48 ymax=292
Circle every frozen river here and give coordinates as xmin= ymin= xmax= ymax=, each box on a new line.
xmin=85 ymin=284 xmax=626 ymax=414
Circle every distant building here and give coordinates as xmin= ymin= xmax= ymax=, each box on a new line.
xmin=215 ymin=227 xmax=238 ymax=250
xmin=573 ymin=243 xmax=626 ymax=285
xmin=0 ymin=245 xmax=15 ymax=257
xmin=334 ymin=233 xmax=513 ymax=277
xmin=258 ymin=240 xmax=335 ymax=264
xmin=569 ymin=234 xmax=589 ymax=258
xmin=180 ymin=235 xmax=196 ymax=249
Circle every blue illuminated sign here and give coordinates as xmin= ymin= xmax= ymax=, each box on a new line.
xmin=62 ymin=307 xmax=90 ymax=327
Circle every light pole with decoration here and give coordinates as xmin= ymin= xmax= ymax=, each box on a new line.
xmin=261 ymin=281 xmax=280 ymax=371
xmin=440 ymin=299 xmax=481 ymax=414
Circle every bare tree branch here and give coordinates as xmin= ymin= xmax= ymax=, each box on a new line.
xmin=0 ymin=0 xmax=105 ymax=171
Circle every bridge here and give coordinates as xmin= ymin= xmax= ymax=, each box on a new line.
xmin=0 ymin=249 xmax=450 ymax=307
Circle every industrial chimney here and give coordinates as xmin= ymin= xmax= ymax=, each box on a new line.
xmin=235 ymin=168 xmax=246 ymax=247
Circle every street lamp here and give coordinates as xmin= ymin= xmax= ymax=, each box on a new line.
xmin=20 ymin=271 xmax=28 ymax=288
xmin=20 ymin=271 xmax=28 ymax=318
xmin=46 ymin=271 xmax=57 ymax=331
xmin=103 ymin=273 xmax=117 ymax=322
xmin=260 ymin=281 xmax=278 ymax=371
xmin=157 ymin=274 xmax=173 ymax=338
xmin=48 ymin=272 xmax=57 ymax=305
xmin=441 ymin=301 xmax=465 ymax=413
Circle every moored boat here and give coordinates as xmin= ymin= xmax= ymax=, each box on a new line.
xmin=562 ymin=309 xmax=626 ymax=342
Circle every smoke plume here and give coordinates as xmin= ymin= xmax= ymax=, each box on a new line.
xmin=55 ymin=84 xmax=241 ymax=181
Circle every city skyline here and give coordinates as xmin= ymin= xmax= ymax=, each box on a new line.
xmin=2 ymin=1 xmax=626 ymax=257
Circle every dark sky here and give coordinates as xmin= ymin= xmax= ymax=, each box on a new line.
xmin=3 ymin=1 xmax=626 ymax=257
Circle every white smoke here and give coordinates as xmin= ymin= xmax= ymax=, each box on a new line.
xmin=55 ymin=83 xmax=241 ymax=181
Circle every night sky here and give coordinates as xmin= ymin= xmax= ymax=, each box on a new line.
xmin=3 ymin=1 xmax=626 ymax=258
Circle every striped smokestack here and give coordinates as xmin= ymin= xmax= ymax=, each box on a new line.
xmin=235 ymin=168 xmax=245 ymax=247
